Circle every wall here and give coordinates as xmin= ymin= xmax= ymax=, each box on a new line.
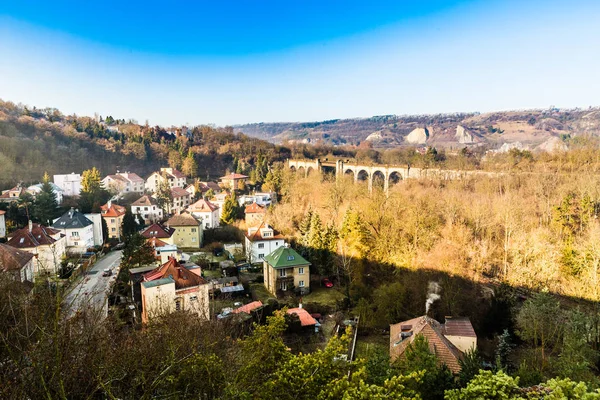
xmin=172 ymin=225 xmax=202 ymax=248
xmin=445 ymin=335 xmax=477 ymax=354
xmin=245 ymin=238 xmax=285 ymax=264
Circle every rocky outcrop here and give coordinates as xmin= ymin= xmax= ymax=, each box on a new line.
xmin=455 ymin=125 xmax=474 ymax=144
xmin=405 ymin=127 xmax=429 ymax=144
xmin=366 ymin=131 xmax=383 ymax=141
xmin=536 ymin=136 xmax=568 ymax=153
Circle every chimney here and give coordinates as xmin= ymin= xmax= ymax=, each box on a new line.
xmin=107 ymin=199 xmax=112 ymax=209
xmin=68 ymin=207 xmax=74 ymax=218
xmin=299 ymin=298 xmax=303 ymax=309
xmin=28 ymin=220 xmax=33 ymax=232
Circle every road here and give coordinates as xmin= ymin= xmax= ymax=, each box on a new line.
xmin=63 ymin=250 xmax=123 ymax=318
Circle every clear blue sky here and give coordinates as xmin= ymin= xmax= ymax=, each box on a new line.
xmin=1 ymin=0 xmax=599 ymax=126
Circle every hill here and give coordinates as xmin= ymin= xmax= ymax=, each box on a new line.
xmin=235 ymin=108 xmax=600 ymax=149
xmin=0 ymin=100 xmax=289 ymax=189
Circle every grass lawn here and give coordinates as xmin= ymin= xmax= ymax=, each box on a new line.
xmin=249 ymin=283 xmax=273 ymax=302
xmin=303 ymin=287 xmax=345 ymax=307
xmin=202 ymin=269 xmax=222 ymax=279
xmin=354 ymin=333 xmax=390 ymax=359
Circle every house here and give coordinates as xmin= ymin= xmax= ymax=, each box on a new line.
xmin=263 ymin=245 xmax=310 ymax=295
xmin=389 ymin=316 xmax=477 ymax=374
xmin=211 ymin=192 xmax=228 ymax=220
xmin=141 ymin=223 xmax=175 ymax=245
xmin=245 ymin=222 xmax=286 ymax=264
xmin=232 ymin=300 xmax=263 ymax=315
xmin=0 ymin=210 xmax=6 ymax=238
xmin=53 ymin=173 xmax=81 ymax=196
xmin=6 ymin=221 xmax=66 ymax=276
xmin=244 ymin=202 xmax=266 ymax=226
xmin=145 ymin=168 xmax=187 ymax=193
xmin=101 ymin=172 xmax=145 ymax=195
xmin=0 ymin=185 xmax=25 ymax=203
xmin=0 ymin=243 xmax=34 ymax=284
xmin=100 ymin=202 xmax=127 ymax=240
xmin=239 ymin=192 xmax=277 ymax=207
xmin=188 ymin=198 xmax=220 ymax=229
xmin=170 ymin=187 xmax=192 ymax=214
xmin=220 ymin=173 xmax=248 ymax=190
xmin=287 ymin=307 xmax=318 ymax=328
xmin=26 ymin=182 xmax=64 ymax=204
xmin=131 ymin=195 xmax=163 ymax=225
xmin=51 ymin=208 xmax=95 ymax=253
xmin=83 ymin=213 xmax=104 ymax=247
xmin=166 ymin=213 xmax=203 ymax=248
xmin=141 ymin=257 xmax=210 ymax=323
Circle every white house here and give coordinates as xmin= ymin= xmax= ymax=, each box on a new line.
xmin=170 ymin=187 xmax=191 ymax=215
xmin=51 ymin=208 xmax=95 ymax=253
xmin=53 ymin=173 xmax=82 ymax=197
xmin=211 ymin=192 xmax=228 ymax=220
xmin=145 ymin=168 xmax=187 ymax=193
xmin=7 ymin=221 xmax=66 ymax=276
xmin=26 ymin=182 xmax=64 ymax=204
xmin=188 ymin=198 xmax=220 ymax=229
xmin=84 ymin=213 xmax=104 ymax=247
xmin=238 ymin=192 xmax=277 ymax=207
xmin=131 ymin=195 xmax=163 ymax=225
xmin=101 ymin=172 xmax=145 ymax=196
xmin=0 ymin=210 xmax=6 ymax=238
xmin=244 ymin=222 xmax=286 ymax=264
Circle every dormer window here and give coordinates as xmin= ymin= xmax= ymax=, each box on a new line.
xmin=287 ymin=255 xmax=294 ymax=261
xmin=19 ymin=238 xmax=25 ymax=244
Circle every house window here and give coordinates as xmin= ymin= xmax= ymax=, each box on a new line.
xmin=191 ymin=228 xmax=196 ymax=232
xmin=299 ymin=280 xmax=305 ymax=287
xmin=74 ymin=242 xmax=78 ymax=246
xmin=111 ymin=228 xmax=116 ymax=232
xmin=258 ymin=253 xmax=264 ymax=259
xmin=263 ymin=232 xmax=271 ymax=237
xmin=298 ymin=267 xmax=304 ymax=275
xmin=175 ymin=299 xmax=181 ymax=311
xmin=72 ymin=231 xmax=79 ymax=237
xmin=192 ymin=237 xmax=196 ymax=242
xmin=280 ymin=281 xmax=287 ymax=291
xmin=258 ymin=243 xmax=264 ymax=249
xmin=144 ymin=207 xmax=148 ymax=211
xmin=279 ymin=269 xmax=286 ymax=277
xmin=190 ymin=296 xmax=198 ymax=301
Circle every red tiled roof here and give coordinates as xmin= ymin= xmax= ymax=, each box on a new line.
xmin=245 ymin=222 xmax=284 ymax=242
xmin=0 ymin=187 xmax=24 ymax=199
xmin=120 ymin=172 xmax=144 ymax=183
xmin=143 ymin=257 xmax=207 ymax=289
xmin=220 ymin=173 xmax=248 ymax=180
xmin=189 ymin=198 xmax=218 ymax=213
xmin=390 ymin=316 xmax=464 ymax=373
xmin=141 ymin=223 xmax=175 ymax=239
xmin=245 ymin=202 xmax=266 ymax=214
xmin=0 ymin=243 xmax=33 ymax=272
xmin=106 ymin=174 xmax=128 ymax=183
xmin=233 ymin=301 xmax=263 ymax=314
xmin=147 ymin=237 xmax=168 ymax=248
xmin=169 ymin=169 xmax=186 ymax=179
xmin=132 ymin=195 xmax=158 ymax=207
xmin=443 ymin=317 xmax=477 ymax=338
xmin=287 ymin=308 xmax=317 ymax=326
xmin=7 ymin=224 xmax=60 ymax=248
xmin=101 ymin=203 xmax=126 ymax=217
xmin=171 ymin=187 xmax=190 ymax=198
xmin=166 ymin=213 xmax=199 ymax=227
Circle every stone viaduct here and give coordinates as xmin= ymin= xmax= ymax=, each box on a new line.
xmin=287 ymin=159 xmax=501 ymax=192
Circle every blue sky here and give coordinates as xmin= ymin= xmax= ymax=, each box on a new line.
xmin=1 ymin=0 xmax=599 ymax=126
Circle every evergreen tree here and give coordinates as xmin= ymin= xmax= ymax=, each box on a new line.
xmin=181 ymin=149 xmax=198 ymax=177
xmin=33 ymin=173 xmax=58 ymax=226
xmin=220 ymin=193 xmax=239 ymax=225
xmin=121 ymin=207 xmax=138 ymax=241
xmin=299 ymin=207 xmax=313 ymax=246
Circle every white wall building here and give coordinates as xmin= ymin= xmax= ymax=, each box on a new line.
xmin=0 ymin=210 xmax=5 ymax=238
xmin=6 ymin=222 xmax=67 ymax=276
xmin=26 ymin=183 xmax=64 ymax=204
xmin=188 ymin=198 xmax=220 ymax=229
xmin=244 ymin=222 xmax=286 ymax=264
xmin=145 ymin=168 xmax=187 ymax=193
xmin=51 ymin=209 xmax=95 ymax=253
xmin=101 ymin=172 xmax=145 ymax=196
xmin=238 ymin=192 xmax=277 ymax=207
xmin=131 ymin=195 xmax=163 ymax=224
xmin=84 ymin=213 xmax=104 ymax=247
xmin=53 ymin=173 xmax=82 ymax=197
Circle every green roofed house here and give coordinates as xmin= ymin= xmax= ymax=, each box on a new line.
xmin=263 ymin=245 xmax=311 ymax=296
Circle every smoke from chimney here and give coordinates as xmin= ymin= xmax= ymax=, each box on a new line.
xmin=425 ymin=281 xmax=441 ymax=315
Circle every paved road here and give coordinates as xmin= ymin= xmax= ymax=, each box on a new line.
xmin=63 ymin=250 xmax=123 ymax=318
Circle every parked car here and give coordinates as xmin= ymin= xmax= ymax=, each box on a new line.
xmin=102 ymin=268 xmax=113 ymax=277
xmin=322 ymin=278 xmax=334 ymax=288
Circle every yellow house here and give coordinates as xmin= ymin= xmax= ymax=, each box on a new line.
xmin=166 ymin=213 xmax=203 ymax=248
xmin=263 ymin=245 xmax=311 ymax=296
xmin=100 ymin=202 xmax=127 ymax=240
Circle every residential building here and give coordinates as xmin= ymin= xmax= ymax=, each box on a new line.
xmin=239 ymin=192 xmax=277 ymax=207
xmin=131 ymin=195 xmax=163 ymax=224
xmin=83 ymin=213 xmax=104 ymax=247
xmin=0 ymin=185 xmax=25 ymax=203
xmin=244 ymin=222 xmax=286 ymax=264
xmin=244 ymin=202 xmax=266 ymax=227
xmin=100 ymin=202 xmax=127 ymax=240
xmin=389 ymin=316 xmax=477 ymax=374
xmin=7 ymin=221 xmax=66 ymax=276
xmin=141 ymin=257 xmax=210 ymax=323
xmin=145 ymin=168 xmax=187 ymax=193
xmin=220 ymin=173 xmax=248 ymax=190
xmin=52 ymin=208 xmax=95 ymax=253
xmin=26 ymin=182 xmax=64 ymax=204
xmin=287 ymin=307 xmax=318 ymax=328
xmin=188 ymin=198 xmax=220 ymax=229
xmin=211 ymin=192 xmax=228 ymax=220
xmin=263 ymin=245 xmax=311 ymax=295
xmin=0 ymin=210 xmax=5 ymax=238
xmin=141 ymin=223 xmax=175 ymax=245
xmin=0 ymin=243 xmax=34 ymax=284
xmin=170 ymin=187 xmax=191 ymax=214
xmin=101 ymin=172 xmax=145 ymax=196
xmin=166 ymin=213 xmax=203 ymax=248
xmin=233 ymin=300 xmax=263 ymax=315
xmin=53 ymin=173 xmax=81 ymax=196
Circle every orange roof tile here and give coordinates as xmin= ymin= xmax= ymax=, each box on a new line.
xmin=189 ymin=198 xmax=218 ymax=212
xmin=287 ymin=308 xmax=318 ymax=326
xmin=143 ymin=257 xmax=207 ymax=289
xmin=233 ymin=301 xmax=263 ymax=314
xmin=245 ymin=202 xmax=266 ymax=214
